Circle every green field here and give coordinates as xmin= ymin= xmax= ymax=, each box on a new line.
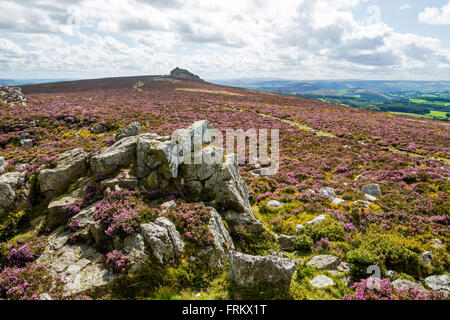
xmin=389 ymin=110 xmax=449 ymax=120
xmin=410 ymin=98 xmax=450 ymax=107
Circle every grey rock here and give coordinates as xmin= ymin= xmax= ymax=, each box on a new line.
xmin=0 ymin=171 xmax=29 ymax=218
xmin=99 ymin=171 xmax=138 ymax=190
xmin=424 ymin=275 xmax=450 ymax=291
xmin=310 ymin=275 xmax=334 ymax=288
xmin=154 ymin=217 xmax=184 ymax=258
xmin=228 ymin=251 xmax=296 ymax=292
xmin=307 ymin=255 xmax=341 ymax=270
xmin=198 ymin=207 xmax=235 ymax=269
xmin=268 ymin=249 xmax=290 ymax=259
xmin=355 ymin=174 xmax=367 ymax=181
xmin=90 ymin=123 xmax=108 ymax=134
xmin=365 ymin=194 xmax=378 ymax=201
xmin=386 ymin=270 xmax=396 ymax=280
xmin=223 ymin=211 xmax=265 ymax=234
xmin=123 ymin=233 xmax=148 ymax=271
xmin=421 ymin=251 xmax=434 ymax=265
xmin=337 ymin=261 xmax=351 ymax=273
xmin=20 ymin=139 xmax=34 ymax=147
xmin=38 ymin=293 xmax=53 ymax=300
xmin=430 ymin=238 xmax=444 ymax=249
xmin=277 ymin=235 xmax=296 ymax=252
xmin=115 ymin=122 xmax=140 ymax=141
xmin=0 ymin=156 xmax=6 ymax=174
xmin=90 ymin=136 xmax=137 ymax=176
xmin=354 ymin=200 xmax=370 ymax=208
xmin=392 ymin=279 xmax=425 ymax=291
xmin=361 ymin=183 xmax=382 ymax=197
xmin=332 ymin=198 xmax=345 ymax=205
xmin=160 ymin=200 xmax=176 ymax=212
xmin=318 ymin=187 xmax=337 ymax=200
xmin=296 ymin=214 xmax=327 ymax=230
xmin=38 ymin=148 xmax=87 ymax=198
xmin=267 ymin=200 xmax=285 ymax=208
xmin=47 ymin=196 xmax=80 ymax=230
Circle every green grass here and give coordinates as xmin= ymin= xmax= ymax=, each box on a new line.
xmin=389 ymin=110 xmax=448 ymax=120
xmin=410 ymin=98 xmax=450 ymax=107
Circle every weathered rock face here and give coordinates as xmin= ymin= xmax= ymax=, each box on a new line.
xmin=46 ymin=196 xmax=80 ymax=230
xmin=223 ymin=211 xmax=264 ymax=234
xmin=361 ymin=183 xmax=382 ymax=197
xmin=36 ymin=227 xmax=117 ymax=297
xmin=0 ymin=171 xmax=30 ymax=218
xmin=229 ymin=251 xmax=296 ymax=292
xmin=99 ymin=171 xmax=138 ymax=190
xmin=90 ymin=136 xmax=137 ymax=176
xmin=424 ymin=275 xmax=449 ymax=292
xmin=0 ymin=156 xmax=6 ymax=174
xmin=115 ymin=122 xmax=140 ymax=141
xmin=140 ymin=217 xmax=184 ymax=264
xmin=198 ymin=207 xmax=235 ymax=269
xmin=38 ymin=148 xmax=87 ymax=198
xmin=307 ymin=254 xmax=342 ymax=270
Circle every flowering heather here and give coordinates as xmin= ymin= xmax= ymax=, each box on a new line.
xmin=344 ymin=279 xmax=446 ymax=300
xmin=162 ymin=202 xmax=213 ymax=248
xmin=105 ymin=250 xmax=132 ymax=273
xmin=0 ymin=264 xmax=62 ymax=300
xmin=3 ymin=237 xmax=45 ymax=267
xmin=93 ymin=189 xmax=149 ymax=237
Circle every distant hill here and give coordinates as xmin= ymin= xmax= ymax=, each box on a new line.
xmin=0 ymin=79 xmax=74 ymax=87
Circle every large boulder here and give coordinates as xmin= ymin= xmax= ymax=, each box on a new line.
xmin=38 ymin=148 xmax=87 ymax=198
xmin=361 ymin=183 xmax=382 ymax=197
xmin=228 ymin=251 xmax=296 ymax=292
xmin=140 ymin=217 xmax=184 ymax=264
xmin=90 ymin=136 xmax=137 ymax=176
xmin=115 ymin=122 xmax=140 ymax=141
xmin=425 ymin=275 xmax=450 ymax=292
xmin=46 ymin=196 xmax=80 ymax=230
xmin=307 ymin=254 xmax=342 ymax=270
xmin=0 ymin=172 xmax=30 ymax=218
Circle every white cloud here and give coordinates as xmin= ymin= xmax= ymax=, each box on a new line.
xmin=399 ymin=4 xmax=411 ymax=11
xmin=0 ymin=0 xmax=449 ymax=79
xmin=419 ymin=1 xmax=450 ymax=25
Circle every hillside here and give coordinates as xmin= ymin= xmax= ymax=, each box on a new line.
xmin=0 ymin=76 xmax=449 ymax=300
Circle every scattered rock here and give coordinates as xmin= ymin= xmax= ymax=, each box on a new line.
xmin=430 ymin=238 xmax=444 ymax=249
xmin=361 ymin=183 xmax=382 ymax=197
xmin=277 ymin=235 xmax=295 ymax=252
xmin=353 ymin=200 xmax=370 ymax=208
xmin=307 ymin=254 xmax=341 ymax=270
xmin=421 ymin=251 xmax=433 ymax=265
xmin=90 ymin=136 xmax=137 ymax=176
xmin=47 ymin=196 xmax=80 ymax=230
xmin=296 ymin=214 xmax=326 ymax=230
xmin=267 ymin=200 xmax=285 ymax=208
xmin=0 ymin=87 xmax=27 ymax=106
xmin=228 ymin=251 xmax=296 ymax=292
xmin=310 ymin=275 xmax=334 ymax=288
xmin=337 ymin=261 xmax=351 ymax=273
xmin=318 ymin=187 xmax=337 ymax=200
xmin=364 ymin=194 xmax=378 ymax=201
xmin=386 ymin=270 xmax=396 ymax=280
xmin=90 ymin=123 xmax=108 ymax=134
xmin=115 ymin=122 xmax=140 ymax=141
xmin=355 ymin=174 xmax=367 ymax=181
xmin=392 ymin=279 xmax=425 ymax=291
xmin=38 ymin=148 xmax=87 ymax=198
xmin=424 ymin=275 xmax=450 ymax=292
xmin=332 ymin=198 xmax=345 ymax=205
xmin=223 ymin=211 xmax=265 ymax=234
xmin=160 ymin=200 xmax=176 ymax=212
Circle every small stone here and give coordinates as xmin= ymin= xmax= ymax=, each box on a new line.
xmin=421 ymin=251 xmax=433 ymax=265
xmin=277 ymin=235 xmax=296 ymax=252
xmin=392 ymin=279 xmax=425 ymax=291
xmin=318 ymin=187 xmax=337 ymax=200
xmin=361 ymin=183 xmax=382 ymax=197
xmin=332 ymin=198 xmax=345 ymax=205
xmin=296 ymin=214 xmax=327 ymax=230
xmin=267 ymin=200 xmax=285 ymax=208
xmin=386 ymin=270 xmax=396 ymax=280
xmin=160 ymin=200 xmax=176 ymax=212
xmin=307 ymin=254 xmax=341 ymax=270
xmin=430 ymin=238 xmax=443 ymax=249
xmin=310 ymin=275 xmax=334 ymax=288
xmin=38 ymin=293 xmax=53 ymax=300
xmin=365 ymin=194 xmax=378 ymax=201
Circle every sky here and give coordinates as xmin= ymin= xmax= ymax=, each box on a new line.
xmin=1 ymin=0 xmax=450 ymax=80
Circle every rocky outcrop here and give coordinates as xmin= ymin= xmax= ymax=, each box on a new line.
xmin=0 ymin=87 xmax=27 ymax=106
xmin=229 ymin=251 xmax=296 ymax=292
xmin=170 ymin=67 xmax=203 ymax=81
xmin=0 ymin=171 xmax=30 ymax=218
xmin=198 ymin=207 xmax=235 ymax=269
xmin=46 ymin=196 xmax=80 ymax=230
xmin=90 ymin=136 xmax=137 ymax=176
xmin=38 ymin=148 xmax=87 ymax=198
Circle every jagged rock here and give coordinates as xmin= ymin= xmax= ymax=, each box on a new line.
xmin=123 ymin=233 xmax=148 ymax=271
xmin=170 ymin=67 xmax=203 ymax=81
xmin=296 ymin=214 xmax=326 ymax=230
xmin=90 ymin=136 xmax=137 ymax=176
xmin=115 ymin=122 xmax=140 ymax=141
xmin=421 ymin=251 xmax=434 ymax=265
xmin=90 ymin=123 xmax=108 ymax=134
xmin=424 ymin=275 xmax=450 ymax=291
xmin=310 ymin=275 xmax=334 ymax=288
xmin=36 ymin=227 xmax=117 ymax=297
xmin=307 ymin=254 xmax=341 ymax=270
xmin=277 ymin=235 xmax=296 ymax=252
xmin=228 ymin=251 xmax=296 ymax=292
xmin=99 ymin=171 xmax=138 ymax=190
xmin=198 ymin=207 xmax=234 ymax=269
xmin=47 ymin=196 xmax=80 ymax=230
xmin=140 ymin=217 xmax=184 ymax=264
xmin=268 ymin=249 xmax=290 ymax=259
xmin=361 ymin=183 xmax=382 ymax=197
xmin=267 ymin=200 xmax=285 ymax=208
xmin=0 ymin=156 xmax=6 ymax=174
xmin=0 ymin=171 xmax=30 ymax=218
xmin=223 ymin=211 xmax=265 ymax=234
xmin=392 ymin=279 xmax=425 ymax=291
xmin=38 ymin=148 xmax=87 ymax=198
xmin=318 ymin=187 xmax=337 ymax=200
xmin=137 ymin=134 xmax=178 ymax=179
xmin=181 ymin=147 xmax=222 ymax=181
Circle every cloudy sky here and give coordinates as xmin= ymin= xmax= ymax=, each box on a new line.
xmin=1 ymin=0 xmax=450 ymax=80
